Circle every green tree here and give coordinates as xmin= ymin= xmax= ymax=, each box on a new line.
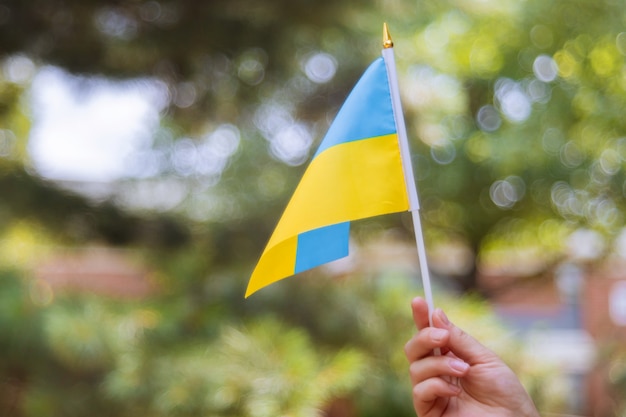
xmin=2 ymin=0 xmax=625 ymax=287
xmin=2 ymin=0 xmax=626 ymax=415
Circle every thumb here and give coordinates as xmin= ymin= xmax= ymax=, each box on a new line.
xmin=431 ymin=308 xmax=498 ymax=365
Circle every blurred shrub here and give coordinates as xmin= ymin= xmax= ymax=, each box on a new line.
xmin=0 ymin=262 xmax=572 ymax=417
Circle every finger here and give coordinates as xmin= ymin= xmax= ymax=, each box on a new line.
xmin=404 ymin=327 xmax=450 ymax=363
xmin=432 ymin=308 xmax=498 ymax=365
xmin=411 ymin=297 xmax=431 ymax=330
xmin=409 ymin=355 xmax=470 ymax=385
xmin=412 ymin=376 xmax=462 ymax=406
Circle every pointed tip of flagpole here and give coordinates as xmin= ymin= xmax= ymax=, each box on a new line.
xmin=383 ymin=22 xmax=394 ymax=49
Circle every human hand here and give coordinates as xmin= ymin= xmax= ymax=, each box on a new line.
xmin=404 ymin=297 xmax=540 ymax=417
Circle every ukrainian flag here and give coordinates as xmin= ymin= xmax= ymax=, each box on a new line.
xmin=246 ymin=56 xmax=410 ymax=297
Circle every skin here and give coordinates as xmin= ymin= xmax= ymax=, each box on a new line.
xmin=405 ymin=297 xmax=541 ymax=417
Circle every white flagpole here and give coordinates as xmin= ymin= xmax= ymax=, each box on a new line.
xmin=382 ymin=24 xmax=437 ymax=327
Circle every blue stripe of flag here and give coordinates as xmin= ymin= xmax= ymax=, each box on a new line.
xmin=294 ymin=222 xmax=350 ymax=273
xmin=314 ymin=57 xmax=396 ymax=158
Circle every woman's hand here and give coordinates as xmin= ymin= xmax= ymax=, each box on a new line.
xmin=405 ymin=297 xmax=540 ymax=417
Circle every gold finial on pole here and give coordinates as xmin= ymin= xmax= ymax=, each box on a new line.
xmin=383 ymin=22 xmax=394 ymax=49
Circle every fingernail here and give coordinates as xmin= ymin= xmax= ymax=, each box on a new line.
xmin=449 ymin=359 xmax=469 ymax=373
xmin=430 ymin=328 xmax=447 ymax=342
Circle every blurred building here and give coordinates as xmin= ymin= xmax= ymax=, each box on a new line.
xmin=33 ymin=246 xmax=156 ymax=300
xmin=481 ymin=257 xmax=626 ymax=417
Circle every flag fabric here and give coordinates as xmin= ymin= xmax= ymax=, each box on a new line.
xmin=246 ymin=56 xmax=410 ymax=297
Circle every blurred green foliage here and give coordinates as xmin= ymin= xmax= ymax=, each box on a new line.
xmin=2 ymin=0 xmax=626 ymax=284
xmin=1 ymin=0 xmax=626 ymax=415
xmin=0 ymin=265 xmax=562 ymax=417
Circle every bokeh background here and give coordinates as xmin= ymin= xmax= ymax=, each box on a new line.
xmin=1 ymin=0 xmax=626 ymax=416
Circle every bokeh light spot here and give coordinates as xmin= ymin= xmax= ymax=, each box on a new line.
xmin=94 ymin=7 xmax=138 ymax=39
xmin=560 ymin=141 xmax=584 ymax=168
xmin=237 ymin=48 xmax=267 ymax=86
xmin=0 ymin=129 xmax=16 ymax=157
xmin=430 ymin=141 xmax=456 ymax=165
xmin=533 ymin=55 xmax=558 ymax=82
xmin=3 ymin=54 xmax=36 ymax=84
xmin=541 ymin=128 xmax=564 ymax=155
xmin=476 ymin=105 xmax=501 ymax=132
xmin=530 ymin=25 xmax=554 ymax=49
xmin=617 ymin=32 xmax=626 ymax=55
xmin=495 ymin=78 xmax=531 ymax=123
xmin=526 ymin=79 xmax=551 ymax=103
xmin=139 ymin=1 xmax=161 ymax=22
xmin=173 ymin=82 xmax=197 ymax=108
xmin=599 ymin=148 xmax=621 ymax=176
xmin=589 ymin=43 xmax=619 ymax=77
xmin=553 ymin=50 xmax=578 ymax=79
xmin=171 ymin=139 xmax=198 ymax=176
xmin=269 ymin=123 xmax=313 ymax=166
xmin=303 ymin=52 xmax=337 ymax=84
xmin=490 ymin=176 xmax=526 ymax=209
